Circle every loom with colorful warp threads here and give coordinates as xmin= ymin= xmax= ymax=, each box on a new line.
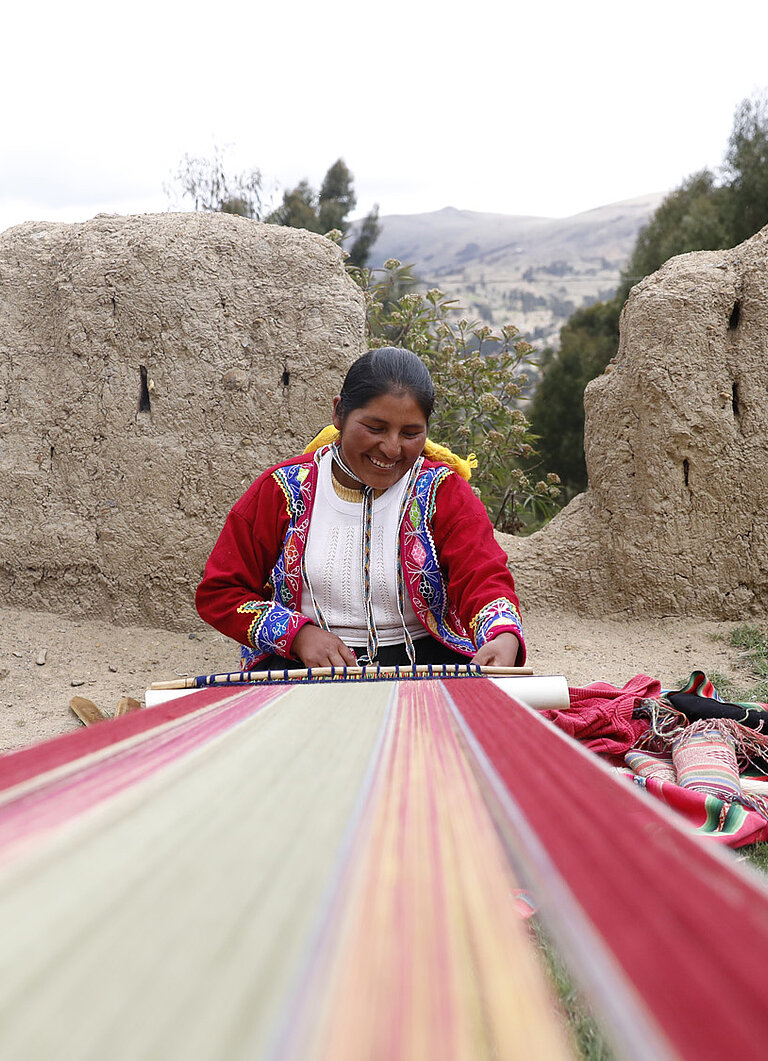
xmin=2 ymin=664 xmax=768 ymax=1059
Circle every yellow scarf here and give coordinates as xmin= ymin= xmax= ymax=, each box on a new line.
xmin=303 ymin=425 xmax=477 ymax=481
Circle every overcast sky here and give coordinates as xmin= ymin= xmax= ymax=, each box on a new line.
xmin=2 ymin=0 xmax=767 ymax=234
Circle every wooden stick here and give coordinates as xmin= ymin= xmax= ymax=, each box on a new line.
xmin=115 ymin=697 xmax=142 ymax=718
xmin=69 ymin=696 xmax=109 ymax=726
xmin=150 ymin=664 xmax=534 ymax=691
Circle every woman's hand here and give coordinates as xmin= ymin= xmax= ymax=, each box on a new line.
xmin=470 ymin=632 xmax=521 ymax=669
xmin=291 ymin=624 xmax=359 ymax=669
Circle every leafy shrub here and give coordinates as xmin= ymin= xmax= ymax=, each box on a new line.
xmin=347 ymin=258 xmax=560 ymax=533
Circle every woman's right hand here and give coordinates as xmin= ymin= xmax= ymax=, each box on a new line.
xmin=291 ymin=624 xmax=358 ymax=668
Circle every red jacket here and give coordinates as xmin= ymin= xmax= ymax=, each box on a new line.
xmin=196 ymin=449 xmax=525 ymax=669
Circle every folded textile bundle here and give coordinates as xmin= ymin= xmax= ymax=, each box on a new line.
xmin=672 ymin=723 xmax=742 ymax=802
xmin=636 ymin=693 xmax=768 ymax=770
xmin=623 ymin=749 xmax=676 ymax=783
xmin=540 ymin=671 xmax=768 ymax=844
xmin=626 ymin=706 xmax=768 ymax=821
xmin=667 ymin=670 xmax=768 ymax=731
xmin=543 ymin=673 xmax=657 ymax=757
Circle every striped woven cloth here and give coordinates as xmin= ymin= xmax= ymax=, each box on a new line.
xmin=625 ymin=688 xmax=768 ymax=834
xmin=672 ymin=723 xmax=742 ymax=801
xmin=0 ymin=680 xmax=569 ymax=1060
xmin=2 ymin=677 xmax=768 ymax=1059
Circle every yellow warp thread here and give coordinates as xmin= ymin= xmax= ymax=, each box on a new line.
xmin=303 ymin=425 xmax=477 ymax=481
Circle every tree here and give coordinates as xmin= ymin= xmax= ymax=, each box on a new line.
xmin=317 ymin=159 xmax=356 ymax=233
xmin=267 ymin=180 xmax=318 ymax=230
xmin=530 ymin=89 xmax=768 ymax=502
xmin=618 ymin=171 xmax=730 ymax=297
xmin=347 ymin=206 xmax=381 ymax=268
xmin=166 ymin=147 xmax=264 ymax=219
xmin=721 ymin=94 xmax=768 ymax=245
xmin=268 ymin=159 xmax=356 ymax=233
xmin=265 ymin=158 xmax=381 ymax=265
xmin=528 ymin=302 xmax=621 ymax=497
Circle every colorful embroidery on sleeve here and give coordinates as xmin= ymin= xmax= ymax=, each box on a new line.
xmin=238 ymin=459 xmax=320 ymax=669
xmin=470 ymin=597 xmax=524 ymax=648
xmin=269 ymin=462 xmax=316 ymax=605
xmin=237 ymin=599 xmax=306 ymax=658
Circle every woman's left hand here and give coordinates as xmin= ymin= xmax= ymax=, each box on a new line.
xmin=470 ymin=632 xmax=521 ymax=668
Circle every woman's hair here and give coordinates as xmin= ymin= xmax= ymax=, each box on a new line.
xmin=337 ymin=347 xmax=435 ymax=421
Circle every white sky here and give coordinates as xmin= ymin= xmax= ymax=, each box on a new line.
xmin=2 ymin=0 xmax=767 ymax=234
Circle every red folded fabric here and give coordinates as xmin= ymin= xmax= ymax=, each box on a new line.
xmin=639 ymin=775 xmax=768 ymax=846
xmin=542 ymin=673 xmax=657 ymax=757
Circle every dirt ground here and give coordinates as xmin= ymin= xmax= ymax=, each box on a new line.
xmin=0 ymin=603 xmax=749 ymax=755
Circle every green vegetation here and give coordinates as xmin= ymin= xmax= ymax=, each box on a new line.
xmin=167 ymin=152 xmax=381 ymax=266
xmin=705 ymin=624 xmax=768 ymax=874
xmin=530 ymin=91 xmax=768 ymax=499
xmin=265 ymin=158 xmax=381 ymax=267
xmin=348 ymin=258 xmax=560 ymax=533
xmin=709 ymin=624 xmax=768 ymax=705
xmin=743 ymin=843 xmax=768 ymax=874
xmin=532 ymin=921 xmax=615 ymax=1060
xmin=721 ymin=95 xmax=768 ymax=246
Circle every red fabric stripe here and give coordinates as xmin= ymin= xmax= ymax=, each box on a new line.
xmin=452 ymin=679 xmax=768 ymax=1061
xmin=0 ymin=686 xmax=239 ymax=791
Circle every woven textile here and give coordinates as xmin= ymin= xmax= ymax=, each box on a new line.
xmin=623 ymin=676 xmax=768 ymax=825
xmin=0 ymin=679 xmax=569 ymax=1060
xmin=623 ymin=731 xmax=768 ymax=839
xmin=3 ymin=678 xmax=768 ymax=1058
xmin=453 ymin=679 xmax=768 ymax=1060
xmin=672 ymin=723 xmax=743 ymax=801
xmin=659 ymin=670 xmax=768 ymax=734
xmin=545 ymin=673 xmax=656 ymax=757
xmin=624 ymin=749 xmax=676 ymax=783
xmin=633 ymin=774 xmax=768 ymax=843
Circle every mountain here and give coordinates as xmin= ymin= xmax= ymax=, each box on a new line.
xmin=365 ymin=194 xmax=664 ymax=348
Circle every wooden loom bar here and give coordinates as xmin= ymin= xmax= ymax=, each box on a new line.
xmin=149 ymin=663 xmax=534 ymax=690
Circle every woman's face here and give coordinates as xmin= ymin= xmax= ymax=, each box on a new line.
xmin=332 ymin=390 xmax=428 ymax=490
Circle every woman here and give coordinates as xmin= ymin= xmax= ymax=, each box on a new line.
xmin=196 ymin=347 xmax=525 ymax=670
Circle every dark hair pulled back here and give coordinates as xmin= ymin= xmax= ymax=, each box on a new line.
xmin=337 ymin=347 xmax=434 ymax=421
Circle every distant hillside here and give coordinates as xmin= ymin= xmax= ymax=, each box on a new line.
xmin=365 ymin=194 xmax=664 ymax=348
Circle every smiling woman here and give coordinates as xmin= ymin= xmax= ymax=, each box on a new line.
xmin=196 ymin=347 xmax=525 ymax=671
xmin=331 ymin=349 xmax=431 ymax=491
xmin=331 ymin=391 xmax=427 ymax=489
